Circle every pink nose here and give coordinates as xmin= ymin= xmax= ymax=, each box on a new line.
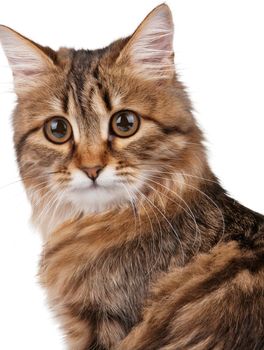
xmin=82 ymin=166 xmax=103 ymax=181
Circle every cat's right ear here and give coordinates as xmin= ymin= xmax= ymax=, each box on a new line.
xmin=0 ymin=25 xmax=56 ymax=92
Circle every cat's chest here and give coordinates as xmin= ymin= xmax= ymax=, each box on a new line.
xmin=42 ymin=232 xmax=179 ymax=326
xmin=76 ymin=239 xmax=176 ymax=320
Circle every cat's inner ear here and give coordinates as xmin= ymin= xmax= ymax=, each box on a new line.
xmin=0 ymin=25 xmax=56 ymax=90
xmin=117 ymin=4 xmax=175 ymax=80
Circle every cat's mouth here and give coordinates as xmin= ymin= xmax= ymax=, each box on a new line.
xmin=70 ymin=183 xmax=102 ymax=191
xmin=68 ymin=181 xmax=120 ymax=192
xmin=63 ymin=179 xmax=132 ymax=214
xmin=62 ymin=169 xmax=138 ymax=212
xmin=90 ymin=182 xmax=99 ymax=189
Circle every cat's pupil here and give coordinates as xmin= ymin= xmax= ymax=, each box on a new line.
xmin=116 ymin=112 xmax=135 ymax=132
xmin=50 ymin=119 xmax=68 ymax=138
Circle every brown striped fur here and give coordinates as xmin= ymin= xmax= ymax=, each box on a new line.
xmin=1 ymin=4 xmax=264 ymax=350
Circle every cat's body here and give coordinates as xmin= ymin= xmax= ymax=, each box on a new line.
xmin=40 ymin=182 xmax=264 ymax=350
xmin=1 ymin=4 xmax=264 ymax=350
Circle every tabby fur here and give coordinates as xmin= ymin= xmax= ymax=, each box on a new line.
xmin=1 ymin=4 xmax=264 ymax=350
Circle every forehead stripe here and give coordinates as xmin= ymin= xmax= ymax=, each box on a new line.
xmin=102 ymin=88 xmax=112 ymax=111
xmin=62 ymin=83 xmax=69 ymax=114
xmin=92 ymin=63 xmax=112 ymax=112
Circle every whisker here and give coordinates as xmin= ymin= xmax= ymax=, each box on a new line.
xmin=0 ymin=175 xmax=51 ymax=192
xmin=0 ymin=178 xmax=26 ymax=190
xmin=49 ymin=185 xmax=67 ymax=227
xmin=129 ymin=182 xmax=163 ymax=277
xmin=121 ymin=182 xmax=144 ymax=253
xmin=136 ymin=173 xmax=199 ymax=222
xmin=29 ymin=183 xmax=55 ymax=208
xmin=132 ymin=184 xmax=185 ymax=264
xmin=135 ymin=167 xmax=219 ymax=184
xmin=139 ymin=172 xmax=226 ymax=241
xmin=184 ymin=182 xmax=226 ymax=241
xmin=0 ymin=171 xmax=65 ymax=190
xmin=27 ymin=180 xmax=51 ymax=193
xmin=120 ymin=182 xmax=138 ymax=234
xmin=135 ymin=175 xmax=201 ymax=252
xmin=32 ymin=180 xmax=60 ymax=208
xmin=33 ymin=183 xmax=64 ymax=226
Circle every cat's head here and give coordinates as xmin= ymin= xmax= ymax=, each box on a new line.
xmin=0 ymin=4 xmax=206 ymax=236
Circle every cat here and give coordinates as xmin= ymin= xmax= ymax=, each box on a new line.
xmin=1 ymin=3 xmax=264 ymax=350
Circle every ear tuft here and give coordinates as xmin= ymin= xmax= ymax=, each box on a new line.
xmin=118 ymin=4 xmax=175 ymax=80
xmin=0 ymin=25 xmax=55 ymax=91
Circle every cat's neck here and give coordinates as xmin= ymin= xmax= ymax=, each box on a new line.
xmin=40 ymin=171 xmax=264 ymax=272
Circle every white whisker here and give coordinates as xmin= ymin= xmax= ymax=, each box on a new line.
xmin=120 ymin=182 xmax=138 ymax=235
xmin=136 ymin=175 xmax=201 ymax=252
xmin=137 ymin=172 xmax=225 ymax=242
xmin=132 ymin=183 xmax=185 ymax=264
xmin=129 ymin=182 xmax=162 ymax=277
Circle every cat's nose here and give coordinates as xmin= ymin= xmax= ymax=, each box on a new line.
xmin=82 ymin=166 xmax=103 ymax=181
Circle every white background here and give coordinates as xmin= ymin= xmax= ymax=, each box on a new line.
xmin=0 ymin=1 xmax=263 ymax=349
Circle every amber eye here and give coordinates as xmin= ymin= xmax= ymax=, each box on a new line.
xmin=111 ymin=110 xmax=140 ymax=138
xmin=44 ymin=117 xmax=72 ymax=144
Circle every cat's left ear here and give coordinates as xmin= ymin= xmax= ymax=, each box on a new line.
xmin=117 ymin=4 xmax=175 ymax=80
xmin=0 ymin=25 xmax=56 ymax=92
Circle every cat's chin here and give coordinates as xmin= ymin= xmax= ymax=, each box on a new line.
xmin=31 ymin=183 xmax=132 ymax=239
xmin=65 ymin=183 xmax=131 ymax=214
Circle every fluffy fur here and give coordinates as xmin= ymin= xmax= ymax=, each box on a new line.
xmin=1 ymin=4 xmax=264 ymax=350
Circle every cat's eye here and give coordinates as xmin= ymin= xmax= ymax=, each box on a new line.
xmin=110 ymin=110 xmax=140 ymax=138
xmin=44 ymin=117 xmax=72 ymax=144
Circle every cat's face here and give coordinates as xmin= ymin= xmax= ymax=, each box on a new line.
xmin=0 ymin=4 xmax=205 ymax=235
